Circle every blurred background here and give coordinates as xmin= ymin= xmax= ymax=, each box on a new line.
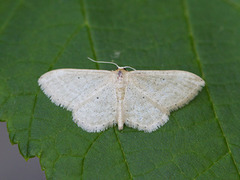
xmin=0 ymin=122 xmax=45 ymax=180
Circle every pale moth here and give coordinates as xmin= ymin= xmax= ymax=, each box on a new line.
xmin=38 ymin=58 xmax=205 ymax=133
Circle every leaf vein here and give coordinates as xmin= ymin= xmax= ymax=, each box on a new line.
xmin=79 ymin=0 xmax=99 ymax=70
xmin=80 ymin=132 xmax=103 ymax=179
xmin=48 ymin=25 xmax=84 ymax=71
xmin=114 ymin=128 xmax=133 ymax=179
xmin=26 ymin=92 xmax=39 ymax=157
xmin=182 ymin=0 xmax=240 ymax=176
xmin=0 ymin=0 xmax=23 ymax=35
xmin=193 ymin=152 xmax=229 ymax=179
xmin=220 ymin=0 xmax=240 ymax=11
xmin=26 ymin=26 xmax=83 ymax=157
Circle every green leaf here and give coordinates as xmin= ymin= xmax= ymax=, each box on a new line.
xmin=0 ymin=0 xmax=240 ymax=179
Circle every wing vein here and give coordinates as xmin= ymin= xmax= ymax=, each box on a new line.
xmin=71 ymin=82 xmax=112 ymax=111
xmin=66 ymin=80 xmax=111 ymax=109
xmin=130 ymin=79 xmax=169 ymax=115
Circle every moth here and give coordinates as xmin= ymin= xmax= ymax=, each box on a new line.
xmin=38 ymin=58 xmax=205 ymax=132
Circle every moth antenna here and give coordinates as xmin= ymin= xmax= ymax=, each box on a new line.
xmin=88 ymin=57 xmax=120 ymax=69
xmin=122 ymin=66 xmax=136 ymax=71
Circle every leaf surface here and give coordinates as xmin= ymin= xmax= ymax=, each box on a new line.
xmin=0 ymin=0 xmax=240 ymax=179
